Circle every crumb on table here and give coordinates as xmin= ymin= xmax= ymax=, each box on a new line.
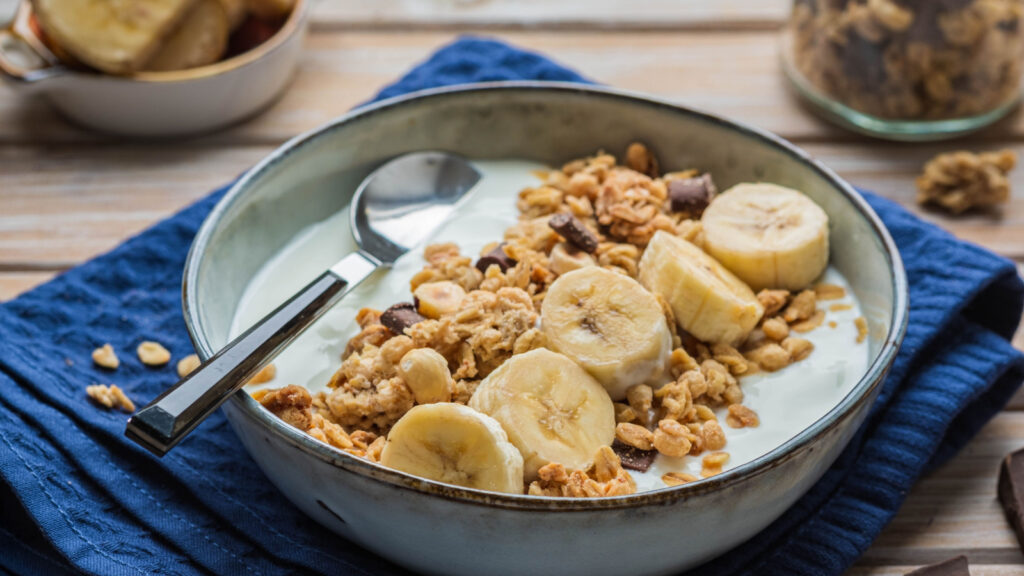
xmin=916 ymin=149 xmax=1016 ymax=214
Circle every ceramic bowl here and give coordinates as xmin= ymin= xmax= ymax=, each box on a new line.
xmin=0 ymin=0 xmax=309 ymax=137
xmin=183 ymin=83 xmax=909 ymax=576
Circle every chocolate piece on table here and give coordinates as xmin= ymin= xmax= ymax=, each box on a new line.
xmin=999 ymin=447 xmax=1024 ymax=553
xmin=475 ymin=243 xmax=516 ymax=273
xmin=548 ymin=213 xmax=599 ymax=254
xmin=611 ymin=439 xmax=657 ymax=473
xmin=668 ymin=173 xmax=717 ymax=215
xmin=903 ymin=555 xmax=969 ymax=576
xmin=380 ymin=303 xmax=425 ymax=335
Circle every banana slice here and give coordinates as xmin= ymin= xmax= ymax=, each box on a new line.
xmin=701 ymin=183 xmax=830 ymax=291
xmin=469 ymin=348 xmax=615 ymax=481
xmin=540 ymin=267 xmax=672 ymax=399
xmin=639 ymin=230 xmax=763 ymax=346
xmin=217 ymin=0 xmax=248 ymax=30
xmin=245 ymin=0 xmax=294 ymax=19
xmin=380 ymin=403 xmax=524 ymax=494
xmin=32 ymin=0 xmax=197 ymax=74
xmin=145 ymin=0 xmax=230 ymax=72
xmin=548 ymin=242 xmax=596 ymax=276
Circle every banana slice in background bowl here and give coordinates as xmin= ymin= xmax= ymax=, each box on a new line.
xmin=0 ymin=0 xmax=309 ymax=136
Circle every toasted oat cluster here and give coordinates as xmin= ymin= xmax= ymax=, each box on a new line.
xmin=255 ymin=144 xmax=851 ymax=497
xmin=86 ymin=384 xmax=135 ymax=412
xmin=790 ymin=0 xmax=1024 ymax=120
xmin=916 ymin=149 xmax=1016 ymax=214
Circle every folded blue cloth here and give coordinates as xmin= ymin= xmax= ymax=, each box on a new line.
xmin=2 ymin=37 xmax=1022 ymax=576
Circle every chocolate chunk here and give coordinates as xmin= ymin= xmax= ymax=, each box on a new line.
xmin=999 ymin=447 xmax=1024 ymax=554
xmin=668 ymin=173 xmax=717 ymax=215
xmin=475 ymin=243 xmax=516 ymax=273
xmin=904 ymin=556 xmax=969 ymax=576
xmin=380 ymin=303 xmax=425 ymax=335
xmin=612 ymin=439 xmax=657 ymax=473
xmin=548 ymin=213 xmax=599 ymax=254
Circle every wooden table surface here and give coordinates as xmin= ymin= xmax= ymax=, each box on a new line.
xmin=2 ymin=2 xmax=1024 ymax=574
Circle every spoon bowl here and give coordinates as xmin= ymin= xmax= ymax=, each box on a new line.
xmin=126 ymin=151 xmax=480 ymax=456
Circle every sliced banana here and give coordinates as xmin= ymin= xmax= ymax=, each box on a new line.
xmin=145 ymin=0 xmax=230 ymax=72
xmin=380 ymin=403 xmax=524 ymax=494
xmin=244 ymin=0 xmax=294 ymax=19
xmin=548 ymin=242 xmax=596 ymax=276
xmin=217 ymin=0 xmax=248 ymax=30
xmin=33 ymin=0 xmax=197 ymax=74
xmin=701 ymin=183 xmax=830 ymax=291
xmin=540 ymin=267 xmax=671 ymax=399
xmin=639 ymin=230 xmax=763 ymax=346
xmin=469 ymin=348 xmax=615 ymax=481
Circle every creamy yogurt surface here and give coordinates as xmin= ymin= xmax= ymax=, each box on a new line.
xmin=230 ymin=160 xmax=871 ymax=494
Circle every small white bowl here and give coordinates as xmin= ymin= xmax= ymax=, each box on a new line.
xmin=0 ymin=0 xmax=309 ymax=137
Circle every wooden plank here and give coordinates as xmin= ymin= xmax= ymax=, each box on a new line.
xmin=0 ymin=145 xmax=270 ymax=267
xmin=855 ymin=411 xmax=1024 ymax=567
xmin=4 ymin=141 xmax=1024 ymax=266
xmin=0 ymin=0 xmax=791 ymax=32
xmin=308 ymin=1 xmax=791 ymax=30
xmin=0 ymin=271 xmax=54 ymax=301
xmin=849 ymin=566 xmax=1024 ymax=576
xmin=7 ymin=30 xmax=1024 ymax=146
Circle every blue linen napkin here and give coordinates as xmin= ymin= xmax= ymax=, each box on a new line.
xmin=1 ymin=37 xmax=1022 ymax=576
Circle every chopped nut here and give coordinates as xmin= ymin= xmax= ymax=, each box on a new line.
xmin=616 ymin=422 xmax=655 ymax=451
xmin=726 ymin=404 xmax=760 ymax=429
xmin=176 ymin=354 xmax=200 ymax=378
xmin=694 ymin=404 xmax=716 ymax=422
xmin=669 ymin=347 xmax=700 ymax=377
xmin=626 ymin=384 xmax=654 ymax=424
xmin=781 ymin=337 xmax=814 ymax=362
xmin=829 ymin=303 xmax=853 ymax=312
xmin=625 ymin=142 xmax=659 ymax=177
xmin=662 ymin=472 xmax=698 ymax=487
xmin=137 ymin=341 xmax=171 ymax=366
xmin=91 ymin=344 xmax=119 ymax=370
xmin=711 ymin=342 xmax=748 ymax=375
xmin=248 ymin=364 xmax=277 ymax=385
xmin=703 ymin=419 xmax=727 ymax=450
xmin=614 ymin=402 xmax=638 ymax=424
xmin=414 ymin=281 xmax=467 ymax=319
xmin=653 ymin=419 xmax=693 ymax=458
xmin=782 ymin=290 xmax=817 ymax=323
xmin=591 ymin=445 xmax=621 ymax=483
xmin=757 ymin=289 xmax=790 ymax=318
xmin=762 ymin=317 xmax=790 ymax=341
xmin=701 ymin=451 xmax=730 ymax=477
xmin=397 ymin=348 xmax=453 ymax=405
xmin=814 ymin=283 xmax=847 ymax=301
xmin=744 ymin=343 xmax=791 ymax=372
xmin=791 ymin=310 xmax=826 ymax=333
xmin=366 ymin=436 xmax=386 ymax=462
xmin=86 ymin=384 xmax=135 ymax=412
xmin=855 ymin=316 xmax=869 ymax=343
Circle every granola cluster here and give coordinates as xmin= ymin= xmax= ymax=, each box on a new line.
xmin=528 ymin=446 xmax=636 ymax=497
xmin=789 ymin=0 xmax=1024 ymax=120
xmin=254 ymin=144 xmax=846 ymax=496
xmin=916 ymin=149 xmax=1016 ymax=214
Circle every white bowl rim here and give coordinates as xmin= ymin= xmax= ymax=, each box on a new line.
xmin=183 ymin=81 xmax=910 ymax=511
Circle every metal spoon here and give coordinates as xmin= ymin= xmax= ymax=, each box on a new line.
xmin=125 ymin=151 xmax=482 ymax=456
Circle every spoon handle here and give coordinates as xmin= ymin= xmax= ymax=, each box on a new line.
xmin=125 ymin=251 xmax=380 ymax=457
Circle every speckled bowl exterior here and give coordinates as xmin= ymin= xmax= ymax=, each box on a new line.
xmin=182 ymin=83 xmax=909 ymax=576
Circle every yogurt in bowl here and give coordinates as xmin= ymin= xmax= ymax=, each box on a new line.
xmin=183 ymin=83 xmax=907 ymax=576
xmin=231 ymin=158 xmax=872 ymax=495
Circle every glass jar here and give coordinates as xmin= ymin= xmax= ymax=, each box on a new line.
xmin=781 ymin=0 xmax=1024 ymax=140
